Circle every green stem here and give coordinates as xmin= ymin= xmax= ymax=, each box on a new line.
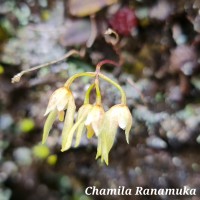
xmin=64 ymin=72 xmax=95 ymax=88
xmin=95 ymin=78 xmax=101 ymax=105
xmin=84 ymin=83 xmax=95 ymax=104
xmin=99 ymin=73 xmax=126 ymax=104
xmin=64 ymin=71 xmax=126 ymax=104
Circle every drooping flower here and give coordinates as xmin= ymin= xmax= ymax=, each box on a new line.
xmin=44 ymin=87 xmax=70 ymax=119
xmin=85 ymin=105 xmax=105 ymax=137
xmin=42 ymin=87 xmax=76 ymax=144
xmin=96 ymin=104 xmax=132 ymax=165
xmin=61 ymin=104 xmax=105 ymax=151
xmin=12 ymin=57 xmax=134 ymax=165
xmin=61 ymin=103 xmax=92 ymax=151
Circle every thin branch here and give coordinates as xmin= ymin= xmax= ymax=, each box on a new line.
xmin=95 ymin=59 xmax=119 ymax=74
xmin=11 ymin=49 xmax=82 ymax=83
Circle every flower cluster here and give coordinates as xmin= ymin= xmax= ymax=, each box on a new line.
xmin=42 ymin=61 xmax=132 ymax=165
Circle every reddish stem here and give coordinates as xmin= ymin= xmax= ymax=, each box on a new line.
xmin=96 ymin=60 xmax=120 ymax=73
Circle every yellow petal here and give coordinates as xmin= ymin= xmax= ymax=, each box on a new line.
xmin=58 ymin=111 xmax=65 ymax=121
xmin=96 ymin=112 xmax=118 ymax=165
xmin=101 ymin=131 xmax=109 ymax=165
xmin=85 ymin=105 xmax=104 ymax=136
xmin=96 ymin=136 xmax=102 ymax=159
xmin=86 ymin=125 xmax=94 ymax=139
xmin=75 ymin=104 xmax=92 ymax=147
xmin=61 ymin=114 xmax=85 ymax=151
xmin=91 ymin=111 xmax=104 ymax=136
xmin=117 ymin=106 xmax=129 ymax=129
xmin=61 ymin=95 xmax=76 ymax=149
xmin=110 ymin=105 xmax=133 ymax=144
xmin=44 ymin=87 xmax=68 ymax=116
xmin=97 ymin=130 xmax=110 ymax=165
xmin=125 ymin=113 xmax=132 ymax=144
xmin=75 ymin=122 xmax=85 ymax=147
xmin=103 ymin=112 xmax=118 ymax=152
xmin=42 ymin=110 xmax=57 ymax=144
xmin=62 ymin=104 xmax=92 ymax=151
xmin=117 ymin=106 xmax=132 ymax=143
xmin=44 ymin=101 xmax=56 ymax=116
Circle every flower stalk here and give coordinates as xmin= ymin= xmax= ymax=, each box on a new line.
xmin=12 ymin=57 xmax=133 ymax=165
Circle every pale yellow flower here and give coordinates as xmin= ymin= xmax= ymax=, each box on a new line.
xmin=61 ymin=104 xmax=105 ymax=151
xmin=61 ymin=103 xmax=92 ymax=151
xmin=42 ymin=87 xmax=76 ymax=144
xmin=96 ymin=104 xmax=132 ymax=165
xmin=44 ymin=87 xmax=70 ymax=117
xmin=85 ymin=105 xmax=105 ymax=136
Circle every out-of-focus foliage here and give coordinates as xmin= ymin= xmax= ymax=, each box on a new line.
xmin=32 ymin=144 xmax=50 ymax=159
xmin=18 ymin=118 xmax=35 ymax=133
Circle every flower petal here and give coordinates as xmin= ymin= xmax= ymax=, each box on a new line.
xmin=62 ymin=104 xmax=92 ymax=151
xmin=44 ymin=101 xmax=56 ymax=116
xmin=118 ymin=117 xmax=127 ymax=129
xmin=117 ymin=106 xmax=127 ymax=129
xmin=56 ymin=96 xmax=68 ymax=111
xmin=74 ymin=104 xmax=92 ymax=147
xmin=116 ymin=105 xmax=133 ymax=144
xmin=58 ymin=111 xmax=65 ymax=121
xmin=125 ymin=113 xmax=132 ymax=144
xmin=85 ymin=105 xmax=105 ymax=136
xmin=44 ymin=87 xmax=68 ymax=116
xmin=85 ymin=112 xmax=93 ymax=126
xmin=42 ymin=109 xmax=57 ymax=144
xmin=101 ymin=130 xmax=109 ymax=165
xmin=104 ymin=117 xmax=118 ymax=153
xmin=61 ymin=95 xmax=76 ymax=149
xmin=91 ymin=110 xmax=104 ymax=136
xmin=86 ymin=125 xmax=94 ymax=138
xmin=75 ymin=122 xmax=85 ymax=147
xmin=97 ymin=111 xmax=118 ymax=165
xmin=118 ymin=106 xmax=133 ymax=143
xmin=96 ymin=136 xmax=102 ymax=159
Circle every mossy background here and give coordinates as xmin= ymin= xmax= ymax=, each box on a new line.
xmin=0 ymin=0 xmax=200 ymax=200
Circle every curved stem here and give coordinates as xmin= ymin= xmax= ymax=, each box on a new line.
xmin=64 ymin=71 xmax=126 ymax=104
xmin=64 ymin=72 xmax=95 ymax=88
xmin=84 ymin=83 xmax=95 ymax=104
xmin=96 ymin=60 xmax=119 ymax=74
xmin=99 ymin=73 xmax=126 ymax=104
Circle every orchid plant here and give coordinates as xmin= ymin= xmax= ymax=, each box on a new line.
xmin=12 ymin=55 xmax=133 ymax=165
